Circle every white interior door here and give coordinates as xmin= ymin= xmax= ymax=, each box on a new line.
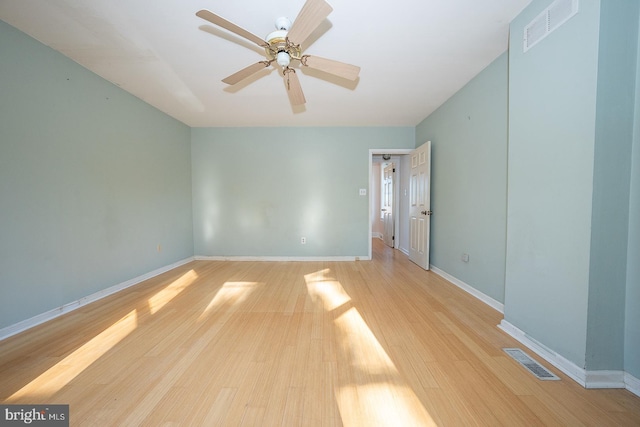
xmin=409 ymin=141 xmax=432 ymax=270
xmin=382 ymin=163 xmax=394 ymax=247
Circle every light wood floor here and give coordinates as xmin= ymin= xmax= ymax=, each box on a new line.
xmin=1 ymin=239 xmax=639 ymax=426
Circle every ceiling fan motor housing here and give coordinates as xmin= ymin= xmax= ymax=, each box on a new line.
xmin=265 ymin=24 xmax=300 ymax=68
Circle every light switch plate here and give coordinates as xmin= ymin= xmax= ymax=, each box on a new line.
xmin=359 ymin=188 xmax=367 ymax=196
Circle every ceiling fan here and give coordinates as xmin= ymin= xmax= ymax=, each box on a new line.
xmin=196 ymin=0 xmax=360 ymax=107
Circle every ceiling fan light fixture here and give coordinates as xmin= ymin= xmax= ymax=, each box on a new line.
xmin=276 ymin=51 xmax=291 ymax=67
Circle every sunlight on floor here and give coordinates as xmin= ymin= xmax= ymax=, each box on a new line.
xmin=7 ymin=309 xmax=138 ymax=401
xmin=147 ymin=269 xmax=199 ymax=314
xmin=7 ymin=270 xmax=200 ymax=401
xmin=336 ymin=382 xmax=437 ymax=427
xmin=334 ymin=307 xmax=437 ymax=426
xmin=304 ymin=269 xmax=437 ymax=426
xmin=198 ymin=281 xmax=261 ymax=321
xmin=335 ymin=307 xmax=396 ymax=371
xmin=304 ymin=269 xmax=351 ymax=311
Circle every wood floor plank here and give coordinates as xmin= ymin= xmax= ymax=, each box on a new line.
xmin=201 ymin=387 xmax=237 ymax=426
xmin=1 ymin=239 xmax=639 ymax=425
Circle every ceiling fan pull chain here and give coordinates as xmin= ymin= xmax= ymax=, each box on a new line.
xmin=284 ymin=68 xmax=291 ymax=90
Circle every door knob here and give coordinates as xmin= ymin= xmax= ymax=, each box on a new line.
xmin=421 ymin=210 xmax=427 ymax=215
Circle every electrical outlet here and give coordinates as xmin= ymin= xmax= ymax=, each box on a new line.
xmin=462 ymin=253 xmax=469 ymax=262
xmin=301 ymin=237 xmax=306 ymax=244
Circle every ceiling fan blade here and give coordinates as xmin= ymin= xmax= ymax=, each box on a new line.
xmin=196 ymin=10 xmax=267 ymax=47
xmin=283 ymin=69 xmax=306 ymax=106
xmin=301 ymin=55 xmax=360 ymax=81
xmin=286 ymin=0 xmax=333 ymax=46
xmin=222 ymin=61 xmax=272 ymax=85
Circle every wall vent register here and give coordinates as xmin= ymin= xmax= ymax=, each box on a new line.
xmin=523 ymin=0 xmax=579 ymax=52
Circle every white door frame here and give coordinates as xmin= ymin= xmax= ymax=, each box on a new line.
xmin=368 ymin=149 xmax=413 ymax=260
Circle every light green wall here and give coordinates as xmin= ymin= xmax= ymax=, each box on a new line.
xmin=505 ymin=0 xmax=601 ymax=367
xmin=586 ymin=0 xmax=638 ymax=371
xmin=506 ymin=0 xmax=639 ymax=373
xmin=415 ymin=53 xmax=508 ymax=303
xmin=625 ymin=9 xmax=640 ymax=379
xmin=191 ymin=127 xmax=414 ymax=257
xmin=0 ymin=20 xmax=193 ymax=329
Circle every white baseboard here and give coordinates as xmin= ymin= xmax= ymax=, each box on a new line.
xmin=585 ymin=371 xmax=626 ymax=389
xmin=429 ymin=265 xmax=504 ymax=313
xmin=194 ymin=255 xmax=370 ymax=262
xmin=498 ymin=319 xmax=587 ymax=386
xmin=498 ymin=320 xmax=640 ymax=397
xmin=0 ymin=257 xmax=195 ymax=341
xmin=625 ymin=372 xmax=640 ymax=397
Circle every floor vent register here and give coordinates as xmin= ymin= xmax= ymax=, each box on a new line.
xmin=503 ymin=348 xmax=560 ymax=380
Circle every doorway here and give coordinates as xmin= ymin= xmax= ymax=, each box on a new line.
xmin=368 ymin=149 xmax=412 ymax=260
xmin=382 ymin=162 xmax=395 ymax=248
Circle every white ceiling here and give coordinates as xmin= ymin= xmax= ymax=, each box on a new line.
xmin=0 ymin=0 xmax=531 ymax=127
